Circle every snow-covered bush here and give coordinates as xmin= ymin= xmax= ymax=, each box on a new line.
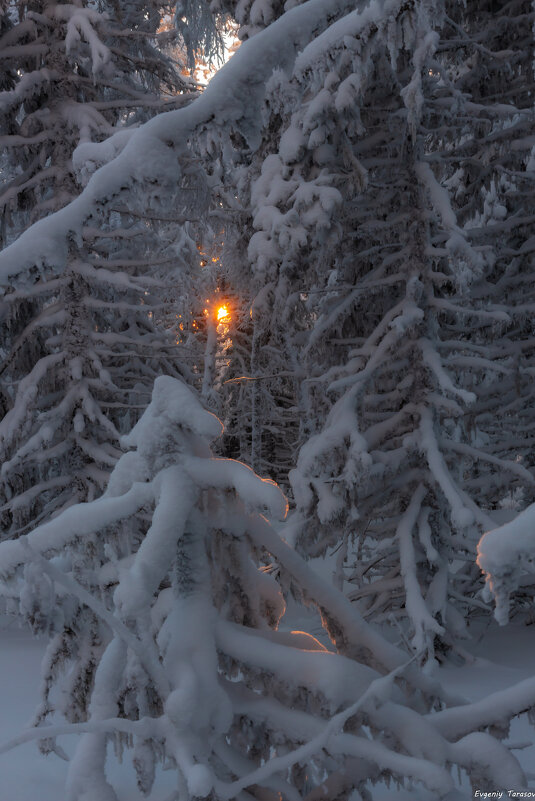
xmin=0 ymin=376 xmax=285 ymax=798
xmin=0 ymin=375 xmax=533 ymax=799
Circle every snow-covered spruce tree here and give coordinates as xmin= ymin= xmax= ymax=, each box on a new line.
xmin=215 ymin=0 xmax=535 ymax=659
xmin=0 ymin=375 xmax=532 ymax=799
xmin=429 ymin=0 xmax=535 ymax=621
xmin=0 ymin=208 xmax=198 ymax=541
xmin=0 ymin=0 xmax=197 ymax=540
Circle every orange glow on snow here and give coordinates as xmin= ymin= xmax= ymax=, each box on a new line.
xmin=290 ymin=631 xmax=328 ymax=652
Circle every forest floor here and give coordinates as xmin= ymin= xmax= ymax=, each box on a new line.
xmin=1 ymin=613 xmax=534 ymax=801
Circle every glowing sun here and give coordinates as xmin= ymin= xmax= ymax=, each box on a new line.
xmin=217 ymin=305 xmax=231 ymax=322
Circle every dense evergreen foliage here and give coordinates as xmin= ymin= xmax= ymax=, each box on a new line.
xmin=1 ymin=0 xmax=535 ymax=799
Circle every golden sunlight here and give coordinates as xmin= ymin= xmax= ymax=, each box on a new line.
xmin=217 ymin=304 xmax=231 ymax=323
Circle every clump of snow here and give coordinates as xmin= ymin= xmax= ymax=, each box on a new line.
xmin=186 ymin=764 xmax=213 ymax=797
xmin=123 ymin=375 xmax=223 ymax=449
xmin=477 ymin=504 xmax=535 ymax=625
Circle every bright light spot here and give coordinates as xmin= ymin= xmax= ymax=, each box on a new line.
xmin=217 ymin=305 xmax=230 ymax=322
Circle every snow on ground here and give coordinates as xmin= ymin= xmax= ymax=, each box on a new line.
xmin=0 ymin=617 xmax=177 ymax=801
xmin=0 ymin=619 xmax=66 ymax=801
xmin=1 ymin=614 xmax=535 ymax=799
xmin=440 ymin=619 xmax=535 ymax=782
